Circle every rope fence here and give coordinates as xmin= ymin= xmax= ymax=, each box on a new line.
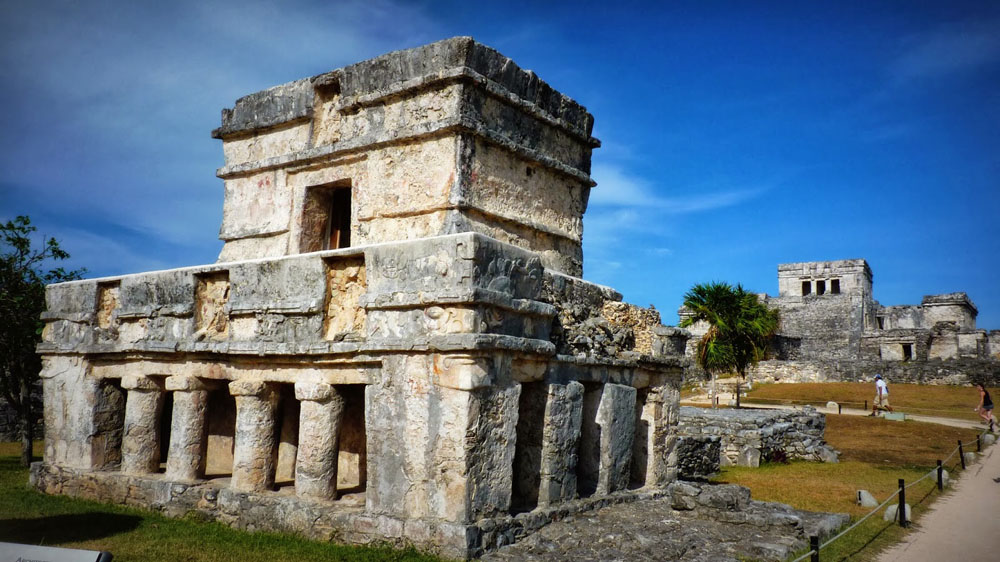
xmin=791 ymin=425 xmax=993 ymax=561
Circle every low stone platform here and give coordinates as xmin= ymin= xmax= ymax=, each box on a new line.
xmin=678 ymin=406 xmax=839 ymax=467
xmin=482 ymin=482 xmax=848 ymax=561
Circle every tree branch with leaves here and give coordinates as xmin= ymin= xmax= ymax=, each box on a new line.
xmin=1 ymin=216 xmax=85 ymax=465
xmin=679 ymin=282 xmax=779 ymax=408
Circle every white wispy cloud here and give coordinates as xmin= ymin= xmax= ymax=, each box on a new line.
xmin=891 ymin=18 xmax=1000 ymax=82
xmin=589 ymin=162 xmax=769 ymax=214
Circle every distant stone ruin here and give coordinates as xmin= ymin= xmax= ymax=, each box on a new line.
xmin=32 ymin=38 xmax=688 ymax=559
xmin=682 ymin=259 xmax=1000 ymax=385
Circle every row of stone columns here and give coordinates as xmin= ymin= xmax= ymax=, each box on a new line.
xmin=119 ymin=375 xmax=348 ymax=501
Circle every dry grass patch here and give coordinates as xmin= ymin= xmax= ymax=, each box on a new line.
xmin=714 ymin=415 xmax=985 ymax=560
xmin=745 ymin=382 xmax=992 ymax=421
xmin=825 ymin=415 xmax=980 ymax=467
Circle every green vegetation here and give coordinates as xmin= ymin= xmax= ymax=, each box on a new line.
xmin=679 ymin=282 xmax=780 ymax=407
xmin=0 ymin=442 xmax=440 ymax=562
xmin=744 ymin=382 xmax=993 ymax=422
xmin=715 ymin=415 xmax=982 ymax=560
xmin=1 ymin=216 xmax=85 ymax=465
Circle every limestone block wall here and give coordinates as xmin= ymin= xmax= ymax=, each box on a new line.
xmin=777 ymin=259 xmax=872 ymax=299
xmin=766 ymin=293 xmax=868 ymax=361
xmin=677 ymin=406 xmax=837 ymax=467
xmin=213 ymin=37 xmax=598 ymax=276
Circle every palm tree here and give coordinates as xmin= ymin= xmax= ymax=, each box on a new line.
xmin=679 ymin=282 xmax=780 ymax=408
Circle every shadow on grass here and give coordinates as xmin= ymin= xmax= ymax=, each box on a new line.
xmin=0 ymin=512 xmax=142 ymax=545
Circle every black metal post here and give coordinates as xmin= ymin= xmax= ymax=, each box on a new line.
xmin=959 ymin=441 xmax=966 ymax=469
xmin=864 ymin=399 xmax=867 ymax=411
xmin=977 ymin=435 xmax=981 ymax=452
xmin=897 ymin=479 xmax=907 ymax=527
xmin=937 ymin=460 xmax=943 ymax=491
xmin=838 ymin=403 xmax=842 ymax=414
xmin=810 ymin=535 xmax=820 ymax=562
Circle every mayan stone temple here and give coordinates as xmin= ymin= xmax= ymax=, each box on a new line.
xmin=32 ymin=37 xmax=687 ymax=558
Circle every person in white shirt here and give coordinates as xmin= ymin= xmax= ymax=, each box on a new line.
xmin=870 ymin=374 xmax=893 ymax=416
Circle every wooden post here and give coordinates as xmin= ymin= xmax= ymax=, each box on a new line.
xmin=937 ymin=460 xmax=943 ymax=491
xmin=959 ymin=441 xmax=966 ymax=469
xmin=897 ymin=479 xmax=907 ymax=527
xmin=810 ymin=535 xmax=820 ymax=562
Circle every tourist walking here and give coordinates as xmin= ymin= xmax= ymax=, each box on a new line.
xmin=974 ymin=383 xmax=995 ymax=426
xmin=870 ymin=374 xmax=893 ymax=416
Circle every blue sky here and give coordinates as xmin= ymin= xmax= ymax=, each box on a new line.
xmin=2 ymin=1 xmax=998 ymax=328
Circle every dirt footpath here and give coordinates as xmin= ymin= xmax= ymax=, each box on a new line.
xmin=876 ymin=440 xmax=1000 ymax=561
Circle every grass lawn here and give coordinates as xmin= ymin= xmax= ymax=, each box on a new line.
xmin=0 ymin=442 xmax=441 ymax=562
xmin=744 ymin=382 xmax=995 ymax=421
xmin=713 ymin=415 xmax=984 ymax=561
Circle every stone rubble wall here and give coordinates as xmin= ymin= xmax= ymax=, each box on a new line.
xmin=541 ymin=271 xmax=677 ymax=361
xmin=674 ymin=435 xmax=721 ymax=480
xmin=677 ymin=406 xmax=838 ymax=468
xmin=751 ymin=358 xmax=1000 ymax=387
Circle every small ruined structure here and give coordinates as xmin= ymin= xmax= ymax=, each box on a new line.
xmin=680 ymin=259 xmax=999 ymax=384
xmin=32 ymin=38 xmax=687 ymax=558
xmin=677 ymin=406 xmax=838 ymax=472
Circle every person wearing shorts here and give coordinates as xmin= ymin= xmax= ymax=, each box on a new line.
xmin=975 ymin=383 xmax=995 ymax=426
xmin=870 ymin=374 xmax=892 ymax=416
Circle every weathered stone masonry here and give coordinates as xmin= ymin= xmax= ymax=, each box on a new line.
xmin=681 ymin=259 xmax=1000 ymax=385
xmin=32 ymin=38 xmax=687 ymax=559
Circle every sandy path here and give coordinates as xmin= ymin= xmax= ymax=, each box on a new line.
xmin=876 ymin=441 xmax=1000 ymax=561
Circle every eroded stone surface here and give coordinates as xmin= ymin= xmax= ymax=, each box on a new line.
xmin=678 ymin=406 xmax=838 ymax=468
xmin=483 ymin=482 xmax=849 ymax=562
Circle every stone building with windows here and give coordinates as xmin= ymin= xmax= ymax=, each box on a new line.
xmin=724 ymin=259 xmax=1000 ymax=384
xmin=31 ymin=38 xmax=688 ymax=559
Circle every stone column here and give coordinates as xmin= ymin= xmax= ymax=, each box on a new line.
xmin=165 ymin=376 xmax=210 ymax=481
xmin=230 ymin=380 xmax=279 ymax=493
xmin=640 ymin=378 xmax=680 ymax=487
xmin=596 ymin=383 xmax=637 ymax=495
xmin=120 ymin=374 xmax=165 ymax=475
xmin=537 ymin=381 xmax=584 ymax=506
xmin=294 ymin=381 xmax=345 ymax=501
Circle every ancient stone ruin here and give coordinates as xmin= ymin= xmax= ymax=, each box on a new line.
xmin=682 ymin=259 xmax=1000 ymax=385
xmin=31 ymin=37 xmax=688 ymax=559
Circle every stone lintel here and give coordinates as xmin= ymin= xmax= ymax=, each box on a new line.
xmin=165 ymin=375 xmax=213 ymax=392
xmin=294 ymin=381 xmax=336 ymax=402
xmin=121 ymin=374 xmax=164 ymax=391
xmin=229 ymin=379 xmax=275 ymax=397
xmin=512 ymin=358 xmax=548 ymax=382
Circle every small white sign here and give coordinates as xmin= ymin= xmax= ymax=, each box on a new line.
xmin=0 ymin=542 xmax=111 ymax=562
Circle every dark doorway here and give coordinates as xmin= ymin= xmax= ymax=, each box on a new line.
xmin=301 ymin=181 xmax=352 ymax=253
